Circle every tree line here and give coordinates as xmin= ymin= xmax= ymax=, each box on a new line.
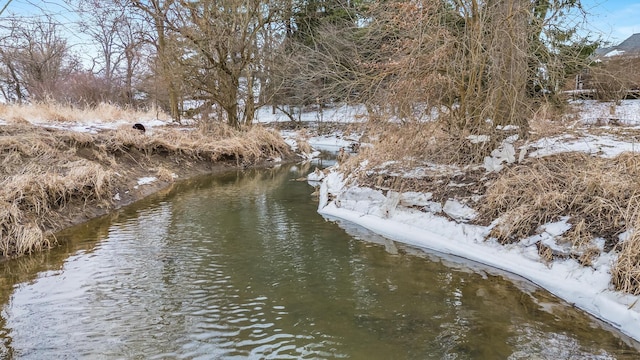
xmin=0 ymin=0 xmax=596 ymax=133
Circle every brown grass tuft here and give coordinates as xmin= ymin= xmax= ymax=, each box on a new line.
xmin=483 ymin=152 xmax=640 ymax=269
xmin=0 ymin=158 xmax=113 ymax=257
xmin=297 ymin=138 xmax=312 ymax=155
xmin=156 ymin=167 xmax=176 ymax=182
xmin=612 ymin=222 xmax=640 ymax=295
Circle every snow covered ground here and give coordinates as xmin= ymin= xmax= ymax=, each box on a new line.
xmin=253 ymin=103 xmax=368 ymax=124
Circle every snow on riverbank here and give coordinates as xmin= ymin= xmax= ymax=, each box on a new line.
xmin=6 ymin=99 xmax=640 ymax=344
xmin=316 ymin=170 xmax=640 ymax=343
xmin=302 ymin=100 xmax=640 ymax=344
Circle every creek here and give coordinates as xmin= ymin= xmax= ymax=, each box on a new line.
xmin=0 ymin=163 xmax=638 ymax=359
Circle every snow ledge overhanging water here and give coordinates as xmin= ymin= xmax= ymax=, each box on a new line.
xmin=317 ymin=170 xmax=640 ymax=344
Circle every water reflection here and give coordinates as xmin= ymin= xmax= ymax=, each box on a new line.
xmin=0 ymin=164 xmax=638 ymax=359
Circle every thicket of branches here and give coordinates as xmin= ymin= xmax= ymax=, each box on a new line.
xmin=272 ymin=0 xmax=598 ymax=147
xmin=0 ymin=0 xmax=598 ymax=134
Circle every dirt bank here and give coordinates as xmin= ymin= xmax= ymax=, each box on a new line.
xmin=0 ymin=123 xmax=293 ymax=260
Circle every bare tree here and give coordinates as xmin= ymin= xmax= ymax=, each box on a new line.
xmin=131 ymin=0 xmax=182 ymax=121
xmin=0 ymin=20 xmax=26 ymax=103
xmin=68 ymin=0 xmax=149 ymax=105
xmin=168 ymin=0 xmax=281 ymax=128
xmin=2 ymin=18 xmax=79 ymax=102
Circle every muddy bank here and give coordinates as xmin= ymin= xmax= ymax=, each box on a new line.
xmin=0 ymin=123 xmax=293 ymax=260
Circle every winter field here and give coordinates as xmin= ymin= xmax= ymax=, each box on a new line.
xmin=3 ymin=99 xmax=640 ymax=345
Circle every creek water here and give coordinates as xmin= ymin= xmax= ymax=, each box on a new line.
xmin=0 ymin=163 xmax=639 ymax=359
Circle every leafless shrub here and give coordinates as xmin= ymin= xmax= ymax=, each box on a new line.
xmin=585 ymin=57 xmax=640 ymax=101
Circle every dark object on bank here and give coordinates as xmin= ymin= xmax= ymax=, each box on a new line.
xmin=133 ymin=123 xmax=146 ymax=133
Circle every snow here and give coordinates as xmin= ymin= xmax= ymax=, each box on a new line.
xmin=306 ymin=100 xmax=640 ymax=343
xmin=398 ymin=191 xmax=433 ymax=207
xmin=442 ymin=199 xmax=478 ymax=222
xmin=307 ymin=135 xmax=354 ymax=152
xmin=32 ymin=118 xmax=170 ymax=134
xmin=317 ymin=171 xmax=640 ymax=343
xmin=135 ymin=177 xmax=157 ymax=189
xmin=253 ymin=103 xmax=368 ymax=124
xmin=306 ymin=168 xmax=326 ymax=182
xmin=467 ymin=134 xmax=490 ymax=144
xmin=483 ymin=141 xmax=516 ymax=172
xmin=604 ymin=49 xmax=625 ymax=57
xmin=570 ymin=99 xmax=640 ymax=125
xmin=5 ymin=99 xmax=640 ymax=343
xmin=528 ymin=133 xmax=640 ymax=158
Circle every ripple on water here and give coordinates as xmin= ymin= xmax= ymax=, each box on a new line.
xmin=2 ymin=167 xmax=639 ymax=359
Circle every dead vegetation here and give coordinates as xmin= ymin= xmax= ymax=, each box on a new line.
xmin=342 ymin=120 xmax=519 ymax=171
xmin=612 ymin=216 xmax=640 ymax=295
xmin=0 ymin=122 xmax=291 ymax=259
xmin=0 ymin=102 xmax=167 ymax=124
xmin=483 ymin=153 xmax=637 ymax=247
xmin=335 ymin=116 xmax=640 ymax=295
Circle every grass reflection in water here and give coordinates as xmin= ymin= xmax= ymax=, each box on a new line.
xmin=0 ymin=164 xmax=638 ymax=359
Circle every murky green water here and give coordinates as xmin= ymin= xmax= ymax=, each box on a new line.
xmin=1 ymin=163 xmax=639 ymax=359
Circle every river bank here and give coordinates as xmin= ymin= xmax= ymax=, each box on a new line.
xmin=0 ymin=120 xmax=293 ymax=260
xmin=4 ymin=99 xmax=640 ymax=345
xmin=302 ymin=99 xmax=640 ymax=344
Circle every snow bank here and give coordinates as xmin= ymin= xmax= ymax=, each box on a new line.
xmin=32 ymin=118 xmax=170 ymax=134
xmin=254 ymin=104 xmax=368 ymax=124
xmin=571 ymin=99 xmax=640 ymax=125
xmin=134 ymin=176 xmax=157 ymax=189
xmin=317 ymin=170 xmax=640 ymax=343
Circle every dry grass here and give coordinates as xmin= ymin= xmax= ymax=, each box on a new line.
xmin=0 ymin=152 xmax=114 ymax=257
xmin=0 ymin=120 xmax=291 ymax=259
xmin=156 ymin=167 xmax=176 ymax=182
xmin=528 ymin=103 xmax=582 ymax=141
xmin=102 ymin=124 xmax=289 ymax=163
xmin=483 ymin=152 xmax=640 ymax=267
xmin=612 ymin=215 xmax=640 ymax=295
xmin=345 ymin=120 xmax=522 ymax=170
xmin=0 ymin=102 xmax=168 ymax=124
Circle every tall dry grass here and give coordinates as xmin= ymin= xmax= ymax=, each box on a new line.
xmin=0 ymin=166 xmax=114 ymax=257
xmin=483 ymin=152 xmax=640 ymax=269
xmin=103 ymin=124 xmax=289 ymax=163
xmin=342 ymin=120 xmax=508 ymax=171
xmin=612 ymin=215 xmax=640 ymax=295
xmin=0 ymin=102 xmax=168 ymax=124
xmin=0 ymin=119 xmax=290 ymax=258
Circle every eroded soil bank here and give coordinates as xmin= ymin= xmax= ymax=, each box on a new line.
xmin=0 ymin=123 xmax=293 ymax=260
